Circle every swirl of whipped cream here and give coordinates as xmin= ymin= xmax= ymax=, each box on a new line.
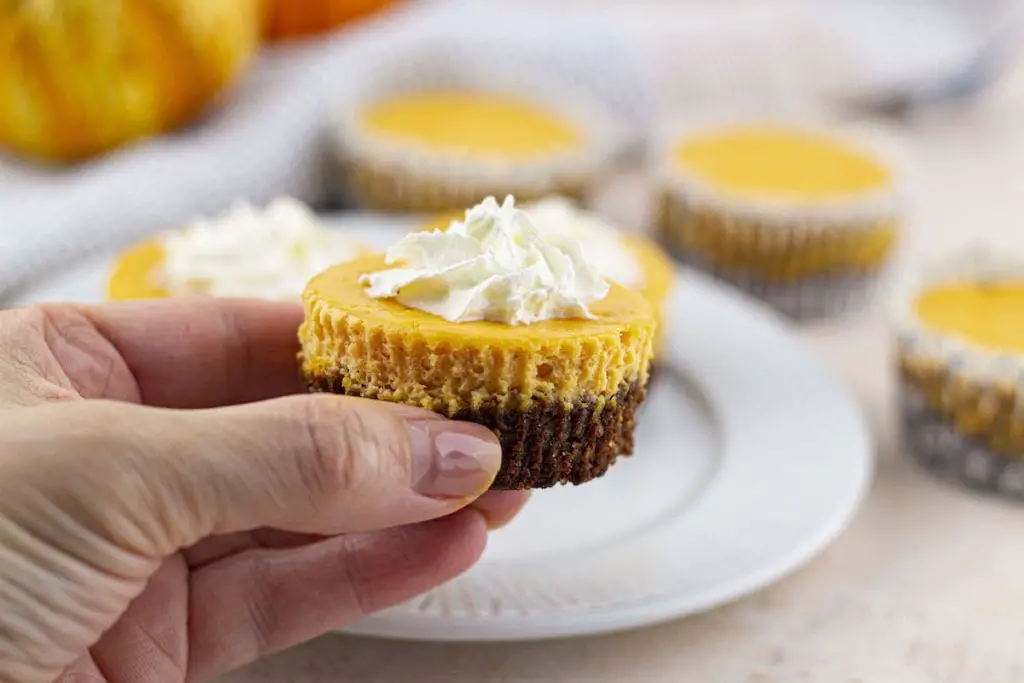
xmin=524 ymin=197 xmax=643 ymax=288
xmin=361 ymin=195 xmax=610 ymax=325
xmin=159 ymin=197 xmax=360 ymax=301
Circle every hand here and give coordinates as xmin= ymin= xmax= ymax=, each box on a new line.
xmin=0 ymin=299 xmax=528 ymax=683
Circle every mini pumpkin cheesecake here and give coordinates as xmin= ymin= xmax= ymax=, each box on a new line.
xmin=422 ymin=197 xmax=676 ymax=357
xmin=300 ymin=196 xmax=656 ymax=489
xmin=895 ymin=251 xmax=1024 ymax=499
xmin=333 ymin=87 xmax=621 ymax=214
xmin=107 ymin=197 xmax=370 ymax=302
xmin=657 ymin=122 xmax=902 ymax=320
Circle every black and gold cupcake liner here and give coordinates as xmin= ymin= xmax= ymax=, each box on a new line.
xmin=900 ymin=378 xmax=1024 ymax=500
xmin=336 ymin=159 xmax=591 ymax=216
xmin=307 ymin=371 xmax=646 ymax=490
xmin=667 ymin=229 xmax=890 ymax=320
xmin=329 ymin=47 xmax=625 ymax=214
xmin=893 ymin=250 xmax=1024 ymax=501
xmin=655 ymin=119 xmax=904 ymax=321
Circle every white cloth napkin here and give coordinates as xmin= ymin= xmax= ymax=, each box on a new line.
xmin=0 ymin=0 xmax=1013 ymax=301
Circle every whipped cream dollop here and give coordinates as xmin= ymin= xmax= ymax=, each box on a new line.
xmin=524 ymin=197 xmax=643 ymax=288
xmin=159 ymin=197 xmax=360 ymax=301
xmin=361 ymin=195 xmax=610 ymax=324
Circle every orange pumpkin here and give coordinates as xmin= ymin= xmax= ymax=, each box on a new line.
xmin=263 ymin=0 xmax=401 ymax=41
xmin=0 ymin=0 xmax=263 ymax=163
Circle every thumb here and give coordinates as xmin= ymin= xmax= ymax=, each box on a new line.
xmin=0 ymin=396 xmax=503 ymax=559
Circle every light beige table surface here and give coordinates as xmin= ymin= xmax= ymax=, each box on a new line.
xmin=224 ymin=17 xmax=1024 ymax=683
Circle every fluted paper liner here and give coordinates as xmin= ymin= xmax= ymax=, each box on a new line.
xmin=893 ymin=248 xmax=1024 ymax=500
xmin=329 ymin=44 xmax=627 ymax=214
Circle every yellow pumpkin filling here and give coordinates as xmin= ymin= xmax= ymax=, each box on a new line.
xmin=915 ymin=280 xmax=1024 ymax=354
xmin=300 ymin=255 xmax=655 ymax=408
xmin=107 ymin=241 xmax=168 ymax=301
xmin=674 ymin=127 xmax=890 ymax=200
xmin=359 ymin=91 xmax=584 ymax=161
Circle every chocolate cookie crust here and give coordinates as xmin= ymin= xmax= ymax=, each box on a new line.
xmin=305 ymin=372 xmax=645 ymax=490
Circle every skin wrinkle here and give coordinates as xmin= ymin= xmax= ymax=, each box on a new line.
xmin=45 ymin=326 xmax=119 ymax=400
xmin=5 ymin=477 xmax=155 ymax=582
xmin=288 ymin=395 xmax=429 ymax=533
xmin=0 ymin=661 xmax=46 ymax=683
xmin=91 ymin=652 xmax=117 ymax=683
xmin=300 ymin=396 xmax=386 ymax=508
xmin=339 ymin=537 xmax=382 ymax=620
xmin=137 ymin=412 xmax=224 ymax=553
xmin=0 ymin=529 xmax=124 ymax=677
xmin=78 ymin=299 xmax=307 ymax=409
xmin=44 ymin=668 xmax=104 ymax=683
xmin=91 ymin=561 xmax=189 ymax=683
xmin=172 ymin=314 xmax=233 ymax=407
xmin=186 ymin=542 xmax=349 ymax=679
xmin=16 ymin=404 xmax=173 ymax=560
xmin=298 ymin=395 xmax=340 ymax=511
xmin=183 ymin=529 xmax=328 ymax=570
xmin=38 ymin=305 xmax=138 ymax=402
xmin=179 ymin=406 xmax=322 ymax=542
xmin=121 ymin=618 xmax=187 ymax=681
xmin=239 ymin=554 xmax=281 ymax=663
xmin=225 ymin=306 xmax=258 ymax=406
xmin=0 ymin=572 xmax=60 ymax=669
xmin=0 ymin=312 xmax=79 ymax=407
xmin=72 ymin=653 xmax=111 ymax=680
xmin=176 ymin=408 xmax=325 ymax=545
xmin=0 ymin=514 xmax=136 ymax=639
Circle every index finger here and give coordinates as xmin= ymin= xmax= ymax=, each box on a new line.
xmin=82 ymin=297 xmax=306 ymax=409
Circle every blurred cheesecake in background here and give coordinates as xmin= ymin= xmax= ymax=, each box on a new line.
xmin=107 ymin=197 xmax=371 ymax=301
xmin=894 ymin=249 xmax=1024 ymax=499
xmin=657 ymin=121 xmax=903 ymax=321
xmin=0 ymin=0 xmax=261 ymax=163
xmin=332 ymin=78 xmax=624 ymax=214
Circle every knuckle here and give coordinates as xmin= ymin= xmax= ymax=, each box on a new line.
xmin=296 ymin=396 xmax=411 ymax=501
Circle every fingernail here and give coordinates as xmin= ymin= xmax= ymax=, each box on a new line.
xmin=407 ymin=420 xmax=502 ymax=499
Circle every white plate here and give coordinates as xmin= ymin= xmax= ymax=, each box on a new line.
xmin=7 ymin=214 xmax=873 ymax=643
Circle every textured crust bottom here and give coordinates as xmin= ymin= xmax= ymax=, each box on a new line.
xmin=306 ymin=371 xmax=645 ymax=490
xmin=901 ymin=383 xmax=1024 ymax=501
xmin=675 ymin=249 xmax=884 ymax=321
xmin=338 ymin=159 xmax=589 ymax=214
